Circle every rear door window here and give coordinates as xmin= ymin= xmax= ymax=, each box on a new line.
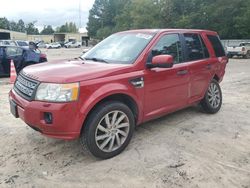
xmin=184 ymin=33 xmax=209 ymax=61
xmin=207 ymin=35 xmax=225 ymax=57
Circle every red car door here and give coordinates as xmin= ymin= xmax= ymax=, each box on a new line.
xmin=182 ymin=33 xmax=213 ymax=104
xmin=143 ymin=33 xmax=190 ymax=121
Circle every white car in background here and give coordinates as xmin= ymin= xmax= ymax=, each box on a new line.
xmin=0 ymin=40 xmax=29 ymax=49
xmin=64 ymin=41 xmax=81 ymax=48
xmin=36 ymin=41 xmax=47 ymax=48
xmin=226 ymin=42 xmax=250 ymax=59
xmin=45 ymin=42 xmax=61 ymax=49
xmin=15 ymin=40 xmax=29 ymax=49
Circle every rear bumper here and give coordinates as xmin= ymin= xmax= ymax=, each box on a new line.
xmin=227 ymin=51 xmax=245 ymax=56
xmin=9 ymin=89 xmax=84 ymax=140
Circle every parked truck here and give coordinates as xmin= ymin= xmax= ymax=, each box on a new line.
xmin=226 ymin=42 xmax=250 ymax=59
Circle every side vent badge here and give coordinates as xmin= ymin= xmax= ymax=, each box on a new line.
xmin=130 ymin=77 xmax=144 ymax=88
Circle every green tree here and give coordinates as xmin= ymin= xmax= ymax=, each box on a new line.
xmin=56 ymin=22 xmax=78 ymax=33
xmin=17 ymin=19 xmax=26 ymax=33
xmin=26 ymin=22 xmax=39 ymax=35
xmin=0 ymin=17 xmax=10 ymax=30
xmin=87 ymin=0 xmax=129 ymax=39
xmin=40 ymin=25 xmax=55 ymax=35
xmin=9 ymin=21 xmax=18 ymax=31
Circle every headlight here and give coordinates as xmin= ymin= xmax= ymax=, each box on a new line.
xmin=35 ymin=82 xmax=79 ymax=102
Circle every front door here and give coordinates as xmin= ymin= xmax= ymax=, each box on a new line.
xmin=143 ymin=33 xmax=190 ymax=121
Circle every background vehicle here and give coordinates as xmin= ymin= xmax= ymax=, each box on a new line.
xmin=15 ymin=40 xmax=29 ymax=49
xmin=45 ymin=42 xmax=61 ymax=49
xmin=0 ymin=40 xmax=29 ymax=49
xmin=9 ymin=29 xmax=228 ymax=159
xmin=57 ymin=41 xmax=67 ymax=47
xmin=36 ymin=41 xmax=47 ymax=48
xmin=226 ymin=42 xmax=250 ymax=59
xmin=64 ymin=41 xmax=81 ymax=48
xmin=0 ymin=45 xmax=47 ymax=77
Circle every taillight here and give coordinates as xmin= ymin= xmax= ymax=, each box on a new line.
xmin=242 ymin=47 xmax=246 ymax=51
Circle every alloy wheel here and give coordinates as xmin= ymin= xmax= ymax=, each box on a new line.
xmin=207 ymin=82 xmax=221 ymax=109
xmin=95 ymin=110 xmax=130 ymax=152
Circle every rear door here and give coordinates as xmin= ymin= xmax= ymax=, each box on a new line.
xmin=182 ymin=33 xmax=213 ymax=103
xmin=206 ymin=34 xmax=228 ymax=81
xmin=143 ymin=33 xmax=190 ymax=121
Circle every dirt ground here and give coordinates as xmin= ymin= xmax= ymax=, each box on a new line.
xmin=0 ymin=49 xmax=250 ymax=188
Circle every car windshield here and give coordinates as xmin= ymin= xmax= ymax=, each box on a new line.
xmin=81 ymin=32 xmax=155 ymax=64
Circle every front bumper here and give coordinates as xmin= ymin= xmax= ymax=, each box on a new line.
xmin=9 ymin=89 xmax=83 ymax=140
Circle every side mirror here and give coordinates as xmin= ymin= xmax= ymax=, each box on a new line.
xmin=148 ymin=55 xmax=174 ymax=68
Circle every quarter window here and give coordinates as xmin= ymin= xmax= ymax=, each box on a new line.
xmin=148 ymin=34 xmax=183 ymax=64
xmin=184 ymin=33 xmax=208 ymax=61
xmin=207 ymin=35 xmax=226 ymax=57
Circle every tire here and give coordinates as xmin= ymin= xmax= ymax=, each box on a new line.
xmin=80 ymin=101 xmax=135 ymax=159
xmin=244 ymin=51 xmax=250 ymax=59
xmin=200 ymin=79 xmax=222 ymax=114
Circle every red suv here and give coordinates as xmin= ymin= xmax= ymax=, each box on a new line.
xmin=9 ymin=29 xmax=228 ymax=159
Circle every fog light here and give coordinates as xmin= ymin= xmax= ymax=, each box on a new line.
xmin=44 ymin=112 xmax=53 ymax=124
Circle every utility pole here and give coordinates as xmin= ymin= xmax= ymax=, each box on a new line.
xmin=79 ymin=0 xmax=81 ymax=29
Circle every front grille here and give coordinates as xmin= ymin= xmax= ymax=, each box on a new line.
xmin=14 ymin=72 xmax=39 ymax=101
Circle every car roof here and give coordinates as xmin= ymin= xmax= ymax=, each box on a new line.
xmin=0 ymin=45 xmax=25 ymax=50
xmin=119 ymin=29 xmax=218 ymax=35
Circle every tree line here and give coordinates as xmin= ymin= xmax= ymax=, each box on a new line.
xmin=0 ymin=17 xmax=78 ymax=35
xmin=87 ymin=0 xmax=250 ymax=39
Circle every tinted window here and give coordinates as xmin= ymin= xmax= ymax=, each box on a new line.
xmin=148 ymin=34 xmax=183 ymax=64
xmin=200 ymin=37 xmax=210 ymax=58
xmin=184 ymin=33 xmax=208 ymax=61
xmin=207 ymin=35 xmax=225 ymax=57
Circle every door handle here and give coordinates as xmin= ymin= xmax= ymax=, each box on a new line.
xmin=177 ymin=70 xmax=188 ymax=75
xmin=205 ymin=64 xmax=212 ymax=70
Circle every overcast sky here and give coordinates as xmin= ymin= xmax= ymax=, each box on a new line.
xmin=0 ymin=0 xmax=95 ymax=31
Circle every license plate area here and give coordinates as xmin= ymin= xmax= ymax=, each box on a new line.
xmin=10 ymin=100 xmax=19 ymax=118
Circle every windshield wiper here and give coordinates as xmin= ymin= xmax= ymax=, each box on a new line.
xmin=84 ymin=57 xmax=109 ymax=64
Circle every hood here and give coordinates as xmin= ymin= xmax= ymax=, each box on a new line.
xmin=22 ymin=59 xmax=133 ymax=83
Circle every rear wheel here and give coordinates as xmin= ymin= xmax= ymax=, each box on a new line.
xmin=200 ymin=79 xmax=222 ymax=114
xmin=80 ymin=101 xmax=135 ymax=159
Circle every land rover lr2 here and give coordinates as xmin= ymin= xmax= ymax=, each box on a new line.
xmin=9 ymin=29 xmax=228 ymax=159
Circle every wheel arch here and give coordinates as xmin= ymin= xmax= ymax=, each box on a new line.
xmin=80 ymin=93 xmax=140 ymax=135
xmin=213 ymin=74 xmax=220 ymax=82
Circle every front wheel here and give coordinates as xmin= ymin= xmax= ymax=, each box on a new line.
xmin=200 ymin=79 xmax=222 ymax=114
xmin=244 ymin=51 xmax=250 ymax=59
xmin=80 ymin=101 xmax=135 ymax=159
